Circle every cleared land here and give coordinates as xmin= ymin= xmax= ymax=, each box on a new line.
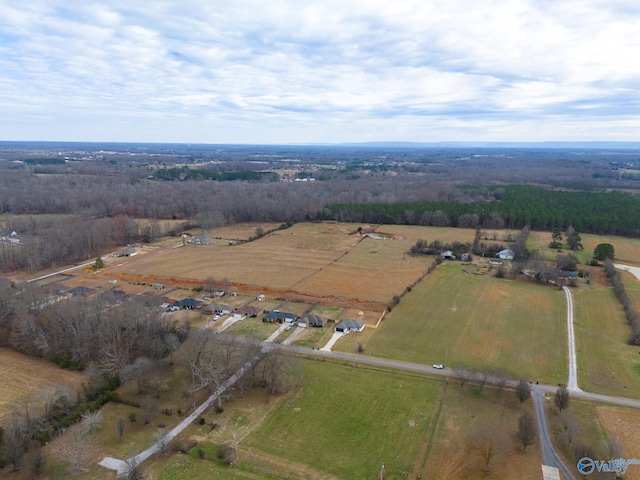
xmin=426 ymin=385 xmax=542 ymax=480
xmin=207 ymin=222 xmax=285 ymax=241
xmin=105 ymin=223 xmax=441 ymax=308
xmin=364 ymin=263 xmax=569 ymax=383
xmin=597 ymin=406 xmax=640 ymax=480
xmin=244 ymin=361 xmax=441 ymax=479
xmin=572 ymin=286 xmax=640 ymax=397
xmin=0 ymin=348 xmax=87 ymax=419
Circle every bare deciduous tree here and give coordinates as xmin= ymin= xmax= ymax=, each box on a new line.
xmin=554 ymin=386 xmax=570 ymax=412
xmin=260 ymin=348 xmax=303 ymax=395
xmin=467 ymin=422 xmax=505 ymax=475
xmin=452 ymin=363 xmax=473 ymax=388
xmin=559 ymin=411 xmax=579 ymax=446
xmin=53 ymin=424 xmax=95 ymax=472
xmin=516 ymin=412 xmax=536 ymax=451
xmin=493 ymin=368 xmax=513 ymax=393
xmin=515 ymin=380 xmax=531 ymax=404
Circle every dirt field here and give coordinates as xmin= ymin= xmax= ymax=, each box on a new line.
xmin=597 ymin=406 xmax=640 ymax=480
xmin=0 ymin=348 xmax=87 ymax=420
xmin=103 ymin=222 xmax=435 ymax=308
xmin=206 ymin=222 xmax=285 ymax=240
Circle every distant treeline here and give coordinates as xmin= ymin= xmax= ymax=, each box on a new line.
xmin=23 ymin=158 xmax=66 ymax=165
xmin=153 ymin=167 xmax=278 ymax=182
xmin=326 ymin=185 xmax=640 ymax=237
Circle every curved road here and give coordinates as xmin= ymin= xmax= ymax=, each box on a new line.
xmin=533 ymin=388 xmax=576 ymax=480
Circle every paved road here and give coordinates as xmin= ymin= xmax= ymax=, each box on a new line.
xmin=533 ymin=388 xmax=577 ymax=480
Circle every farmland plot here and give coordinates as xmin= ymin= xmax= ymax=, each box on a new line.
xmin=365 ymin=263 xmax=568 ymax=383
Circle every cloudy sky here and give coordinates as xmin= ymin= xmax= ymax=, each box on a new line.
xmin=1 ymin=0 xmax=639 ymax=143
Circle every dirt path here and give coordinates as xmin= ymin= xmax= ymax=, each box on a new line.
xmin=242 ymin=448 xmax=342 ymax=480
xmin=411 ymin=379 xmax=448 ymax=478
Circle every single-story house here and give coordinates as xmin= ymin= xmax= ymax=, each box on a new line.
xmin=440 ymin=250 xmax=456 ymax=260
xmin=115 ymin=247 xmax=137 ymax=257
xmin=299 ymin=313 xmax=328 ymax=328
xmin=233 ymin=305 xmax=263 ymax=319
xmin=264 ymin=310 xmax=298 ymax=323
xmin=192 ymin=233 xmax=214 ymax=245
xmin=213 ymin=290 xmax=225 ymax=297
xmin=497 ymin=249 xmax=515 ymax=260
xmin=175 ymin=298 xmax=203 ymax=309
xmin=101 ymin=289 xmax=126 ymax=303
xmin=208 ymin=303 xmax=232 ymax=315
xmin=335 ymin=319 xmax=365 ymax=333
xmin=68 ymin=286 xmax=96 ymax=297
xmin=257 ymin=294 xmax=266 ymax=301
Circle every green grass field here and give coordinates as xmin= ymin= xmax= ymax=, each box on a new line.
xmin=572 ymin=286 xmax=640 ymax=397
xmin=363 ymin=263 xmax=568 ymax=383
xmin=244 ymin=361 xmax=442 ymax=479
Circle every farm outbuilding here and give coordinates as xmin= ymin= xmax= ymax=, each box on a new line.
xmin=440 ymin=250 xmax=456 ymax=260
xmin=115 ymin=247 xmax=137 ymax=257
xmin=335 ymin=319 xmax=365 ymax=333
xmin=497 ymin=249 xmax=515 ymax=260
xmin=192 ymin=234 xmax=214 ymax=245
xmin=257 ymin=294 xmax=265 ymax=301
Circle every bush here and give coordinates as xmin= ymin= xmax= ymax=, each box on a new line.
xmin=196 ymin=417 xmax=206 ymax=425
xmin=128 ymin=412 xmax=137 ymax=423
xmin=215 ymin=406 xmax=224 ymax=414
xmin=217 ymin=444 xmax=236 ymax=465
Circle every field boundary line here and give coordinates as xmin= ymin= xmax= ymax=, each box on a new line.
xmin=412 ymin=379 xmax=448 ymax=478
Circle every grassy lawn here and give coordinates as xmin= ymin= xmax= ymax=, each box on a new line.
xmin=426 ymin=384 xmax=542 ymax=480
xmin=225 ymin=318 xmax=280 ymax=340
xmin=572 ymin=286 xmax=640 ymax=397
xmin=292 ymin=326 xmax=334 ymax=349
xmin=365 ymin=263 xmax=568 ymax=383
xmin=244 ymin=361 xmax=442 ymax=479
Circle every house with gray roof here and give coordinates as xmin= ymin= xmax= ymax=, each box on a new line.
xmin=192 ymin=233 xmax=214 ymax=245
xmin=335 ymin=319 xmax=365 ymax=333
xmin=264 ymin=310 xmax=298 ymax=323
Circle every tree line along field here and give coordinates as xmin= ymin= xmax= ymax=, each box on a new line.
xmin=526 ymin=230 xmax=640 ymax=264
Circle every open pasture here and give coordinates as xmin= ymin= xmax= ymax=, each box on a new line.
xmin=244 ymin=360 xmax=441 ymax=480
xmin=572 ymin=286 xmax=640 ymax=397
xmin=0 ymin=348 xmax=87 ymax=419
xmin=364 ymin=263 xmax=568 ymax=383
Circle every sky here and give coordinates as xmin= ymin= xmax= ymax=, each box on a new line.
xmin=1 ymin=0 xmax=640 ymax=144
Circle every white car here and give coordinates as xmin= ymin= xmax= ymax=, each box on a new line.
xmin=433 ymin=364 xmax=444 ymax=369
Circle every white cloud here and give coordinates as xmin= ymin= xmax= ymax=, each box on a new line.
xmin=0 ymin=0 xmax=639 ymax=142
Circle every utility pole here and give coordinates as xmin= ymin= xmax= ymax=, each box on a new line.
xmin=380 ymin=462 xmax=384 ymax=480
xmin=233 ymin=431 xmax=238 ymax=465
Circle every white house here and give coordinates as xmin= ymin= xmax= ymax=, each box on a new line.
xmin=497 ymin=249 xmax=515 ymax=260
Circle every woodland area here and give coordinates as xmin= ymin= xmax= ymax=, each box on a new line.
xmin=2 ymin=142 xmax=640 ymax=273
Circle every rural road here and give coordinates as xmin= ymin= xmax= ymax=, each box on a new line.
xmin=563 ymin=286 xmax=582 ymax=393
xmin=532 ymin=388 xmax=577 ymax=480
